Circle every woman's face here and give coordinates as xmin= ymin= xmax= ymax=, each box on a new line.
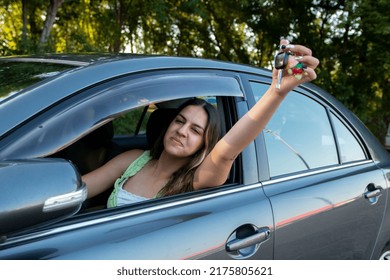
xmin=163 ymin=105 xmax=208 ymax=158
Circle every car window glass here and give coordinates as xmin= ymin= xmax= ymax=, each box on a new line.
xmin=250 ymin=82 xmax=338 ymax=177
xmin=113 ymin=107 xmax=150 ymax=136
xmin=330 ymin=113 xmax=366 ymax=162
xmin=0 ymin=61 xmax=76 ymax=102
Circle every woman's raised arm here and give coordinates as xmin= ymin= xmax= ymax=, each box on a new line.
xmin=194 ymin=39 xmax=320 ymax=189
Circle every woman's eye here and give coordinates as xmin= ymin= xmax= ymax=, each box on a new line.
xmin=192 ymin=128 xmax=203 ymax=135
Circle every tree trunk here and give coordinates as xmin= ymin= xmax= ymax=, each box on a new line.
xmin=22 ymin=0 xmax=28 ymax=37
xmin=112 ymin=0 xmax=124 ymax=53
xmin=20 ymin=0 xmax=29 ymax=53
xmin=39 ymin=0 xmax=64 ymax=49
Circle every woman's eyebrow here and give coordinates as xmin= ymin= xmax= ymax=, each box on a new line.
xmin=178 ymin=113 xmax=206 ymax=131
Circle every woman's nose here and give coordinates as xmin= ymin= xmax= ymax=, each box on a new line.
xmin=177 ymin=124 xmax=188 ymax=137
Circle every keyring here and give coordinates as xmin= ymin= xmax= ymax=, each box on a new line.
xmin=287 ymin=62 xmax=307 ymax=80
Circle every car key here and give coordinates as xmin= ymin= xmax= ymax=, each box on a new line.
xmin=274 ymin=51 xmax=289 ymax=89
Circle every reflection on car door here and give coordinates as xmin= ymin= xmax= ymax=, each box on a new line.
xmin=0 ymin=181 xmax=274 ymax=260
xmin=264 ymin=163 xmax=386 ymax=259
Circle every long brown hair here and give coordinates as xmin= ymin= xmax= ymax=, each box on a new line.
xmin=150 ymin=98 xmax=221 ymax=196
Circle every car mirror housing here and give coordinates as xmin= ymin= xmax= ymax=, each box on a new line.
xmin=0 ymin=158 xmax=86 ymax=236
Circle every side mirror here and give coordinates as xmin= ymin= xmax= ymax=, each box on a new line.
xmin=0 ymin=158 xmax=87 ymax=236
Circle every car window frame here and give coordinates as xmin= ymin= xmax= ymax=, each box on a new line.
xmin=0 ymin=68 xmax=252 ymax=214
xmin=0 ymin=69 xmax=244 ymax=161
xmin=0 ymin=68 xmax=263 ymax=239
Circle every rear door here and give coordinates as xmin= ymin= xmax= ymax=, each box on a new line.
xmin=249 ymin=80 xmax=386 ymax=259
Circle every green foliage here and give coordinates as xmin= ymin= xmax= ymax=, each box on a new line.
xmin=0 ymin=0 xmax=388 ymax=143
xmin=113 ymin=108 xmax=151 ymax=135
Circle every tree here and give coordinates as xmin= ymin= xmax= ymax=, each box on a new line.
xmin=311 ymin=0 xmax=390 ymax=140
xmin=0 ymin=0 xmax=388 ymax=143
xmin=39 ymin=0 xmax=65 ymax=50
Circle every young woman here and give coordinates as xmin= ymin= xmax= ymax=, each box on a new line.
xmin=82 ymin=39 xmax=319 ymax=207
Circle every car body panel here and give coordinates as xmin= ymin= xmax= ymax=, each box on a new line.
xmin=0 ymin=183 xmax=273 ymax=260
xmin=263 ymin=162 xmax=387 ymax=259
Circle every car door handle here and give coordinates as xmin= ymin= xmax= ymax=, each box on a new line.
xmin=365 ymin=189 xmax=381 ymax=199
xmin=226 ymin=227 xmax=270 ymax=252
xmin=364 ymin=183 xmax=382 ymax=199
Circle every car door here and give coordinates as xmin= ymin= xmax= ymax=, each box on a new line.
xmin=0 ymin=183 xmax=274 ymax=260
xmin=0 ymin=69 xmax=274 ymax=260
xmin=249 ymin=80 xmax=387 ymax=259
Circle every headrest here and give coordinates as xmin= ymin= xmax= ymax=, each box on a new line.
xmin=146 ymin=108 xmax=177 ymax=148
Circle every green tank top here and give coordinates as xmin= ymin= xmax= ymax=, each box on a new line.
xmin=107 ymin=150 xmax=152 ymax=208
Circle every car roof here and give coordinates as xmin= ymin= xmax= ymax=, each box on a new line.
xmin=0 ymin=53 xmax=147 ymax=65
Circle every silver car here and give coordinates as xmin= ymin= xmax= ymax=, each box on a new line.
xmin=0 ymin=56 xmax=390 ymax=260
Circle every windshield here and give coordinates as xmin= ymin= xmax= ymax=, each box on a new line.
xmin=0 ymin=60 xmax=77 ymax=102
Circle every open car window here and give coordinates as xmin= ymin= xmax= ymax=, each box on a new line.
xmin=0 ymin=70 xmax=244 ymax=215
xmin=0 ymin=71 xmax=243 ymax=161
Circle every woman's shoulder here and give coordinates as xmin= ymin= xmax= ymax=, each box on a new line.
xmin=106 ymin=149 xmax=146 ymax=174
xmin=113 ymin=149 xmax=146 ymax=166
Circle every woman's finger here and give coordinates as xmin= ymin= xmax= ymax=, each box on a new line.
xmin=283 ymin=44 xmax=312 ymax=57
xmin=294 ymin=55 xmax=320 ymax=69
xmin=305 ymin=67 xmax=317 ymax=81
